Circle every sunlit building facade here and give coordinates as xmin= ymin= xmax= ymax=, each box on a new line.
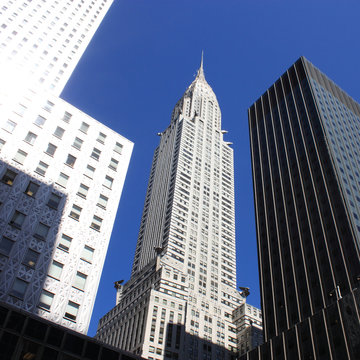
xmin=0 ymin=0 xmax=134 ymax=334
xmin=96 ymin=58 xmax=261 ymax=359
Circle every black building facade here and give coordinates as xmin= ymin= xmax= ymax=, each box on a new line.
xmin=246 ymin=57 xmax=360 ymax=359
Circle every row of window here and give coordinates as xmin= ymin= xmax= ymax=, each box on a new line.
xmin=10 ymin=279 xmax=80 ymax=322
xmin=2 ymin=169 xmax=109 ymax=209
xmin=3 ymin=117 xmax=123 ymax=154
xmin=0 ymin=233 xmax=94 ymax=266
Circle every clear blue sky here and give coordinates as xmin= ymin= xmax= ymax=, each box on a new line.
xmin=61 ymin=0 xmax=360 ymax=336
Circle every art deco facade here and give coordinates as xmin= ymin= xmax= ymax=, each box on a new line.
xmin=0 ymin=0 xmax=134 ymax=335
xmin=96 ymin=59 xmax=261 ymax=359
xmin=246 ymin=57 xmax=360 ymax=359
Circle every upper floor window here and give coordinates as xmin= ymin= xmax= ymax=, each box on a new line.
xmin=97 ymin=194 xmax=108 ymax=209
xmin=80 ymin=122 xmax=89 ymax=134
xmin=47 ymin=193 xmax=62 ymax=209
xmin=58 ymin=234 xmax=72 ymax=252
xmin=2 ymin=169 xmax=17 ymax=185
xmin=65 ymin=301 xmax=79 ymax=321
xmin=35 ymin=161 xmax=49 ymax=176
xmin=109 ymin=158 xmax=118 ymax=171
xmin=90 ymin=215 xmax=102 ymax=231
xmin=62 ymin=111 xmax=72 ymax=123
xmin=103 ymin=175 xmax=113 ymax=189
xmin=34 ymin=223 xmax=50 ymax=240
xmin=24 ymin=131 xmax=37 ymax=145
xmin=25 ymin=182 xmax=40 ymax=197
xmin=45 ymin=143 xmax=57 ymax=156
xmin=13 ymin=149 xmax=27 ymax=165
xmin=73 ymin=137 xmax=83 ymax=150
xmin=53 ymin=126 xmax=65 ymax=139
xmin=91 ymin=148 xmax=101 ymax=161
xmin=0 ymin=236 xmax=14 ymax=256
xmin=73 ymin=272 xmax=87 ymax=291
xmin=48 ymin=260 xmax=63 ymax=280
xmin=84 ymin=165 xmax=95 ymax=179
xmin=77 ymin=184 xmax=89 ymax=199
xmin=10 ymin=278 xmax=28 ymax=299
xmin=3 ymin=119 xmax=17 ymax=133
xmin=56 ymin=173 xmax=69 ymax=188
xmin=114 ymin=142 xmax=123 ymax=154
xmin=34 ymin=115 xmax=46 ymax=127
xmin=97 ymin=132 xmax=106 ymax=144
xmin=69 ymin=205 xmax=82 ymax=220
xmin=10 ymin=211 xmax=26 ymax=229
xmin=43 ymin=100 xmax=54 ymax=112
xmin=81 ymin=245 xmax=94 ymax=263
xmin=65 ymin=154 xmax=76 ymax=167
xmin=23 ymin=249 xmax=40 ymax=268
xmin=38 ymin=290 xmax=54 ymax=310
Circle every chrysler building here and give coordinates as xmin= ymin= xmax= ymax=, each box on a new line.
xmin=96 ymin=57 xmax=261 ymax=359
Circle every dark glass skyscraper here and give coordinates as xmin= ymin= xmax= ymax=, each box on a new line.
xmin=247 ymin=57 xmax=360 ymax=359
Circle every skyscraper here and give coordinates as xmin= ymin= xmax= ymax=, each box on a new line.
xmin=247 ymin=56 xmax=360 ymax=358
xmin=0 ymin=0 xmax=114 ymax=96
xmin=0 ymin=0 xmax=133 ymax=334
xmin=96 ymin=58 xmax=260 ymax=359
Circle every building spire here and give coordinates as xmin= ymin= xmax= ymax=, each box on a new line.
xmin=196 ymin=50 xmax=205 ymax=80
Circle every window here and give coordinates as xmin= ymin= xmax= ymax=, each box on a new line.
xmin=38 ymin=290 xmax=54 ymax=310
xmin=23 ymin=249 xmax=39 ymax=268
xmin=72 ymin=137 xmax=83 ymax=150
xmin=10 ymin=211 xmax=26 ymax=229
xmin=25 ymin=182 xmax=39 ymax=197
xmin=15 ymin=103 xmax=27 ymax=116
xmin=65 ymin=154 xmax=76 ymax=167
xmin=103 ymin=175 xmax=113 ymax=189
xmin=2 ymin=169 xmax=17 ymax=185
xmin=77 ymin=184 xmax=89 ymax=198
xmin=24 ymin=131 xmax=37 ymax=145
xmin=34 ymin=115 xmax=46 ymax=127
xmin=56 ymin=172 xmax=69 ymax=187
xmin=53 ymin=126 xmax=65 ymax=139
xmin=90 ymin=215 xmax=102 ymax=231
xmin=10 ymin=278 xmax=28 ymax=299
xmin=34 ymin=223 xmax=50 ymax=240
xmin=48 ymin=260 xmax=63 ymax=279
xmin=80 ymin=122 xmax=89 ymax=133
xmin=114 ymin=142 xmax=123 ymax=154
xmin=109 ymin=158 xmax=119 ymax=171
xmin=43 ymin=100 xmax=54 ymax=112
xmin=97 ymin=132 xmax=106 ymax=144
xmin=0 ymin=236 xmax=14 ymax=256
xmin=97 ymin=194 xmax=108 ymax=209
xmin=62 ymin=111 xmax=72 ymax=123
xmin=58 ymin=234 xmax=72 ymax=252
xmin=65 ymin=301 xmax=79 ymax=321
xmin=35 ymin=161 xmax=48 ymax=176
xmin=69 ymin=205 xmax=82 ymax=220
xmin=45 ymin=143 xmax=57 ymax=156
xmin=3 ymin=119 xmax=17 ymax=133
xmin=73 ymin=272 xmax=87 ymax=291
xmin=91 ymin=148 xmax=101 ymax=160
xmin=13 ymin=149 xmax=27 ymax=164
xmin=47 ymin=193 xmax=62 ymax=209
xmin=84 ymin=165 xmax=95 ymax=178
xmin=81 ymin=245 xmax=94 ymax=263
xmin=0 ymin=138 xmax=5 ymax=151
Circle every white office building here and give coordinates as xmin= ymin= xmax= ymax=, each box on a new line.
xmin=96 ymin=58 xmax=261 ymax=359
xmin=0 ymin=0 xmax=133 ymax=334
xmin=0 ymin=0 xmax=113 ymax=96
